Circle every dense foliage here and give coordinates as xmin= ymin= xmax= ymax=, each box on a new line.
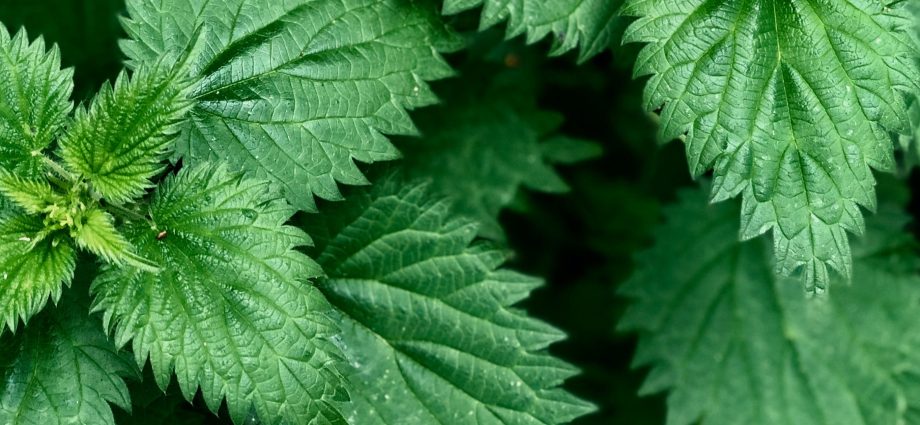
xmin=0 ymin=0 xmax=919 ymax=424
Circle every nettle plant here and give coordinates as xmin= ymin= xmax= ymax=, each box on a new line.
xmin=1 ymin=0 xmax=920 ymax=424
xmin=0 ymin=1 xmax=606 ymax=424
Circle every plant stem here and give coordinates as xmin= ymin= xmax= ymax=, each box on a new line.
xmin=40 ymin=156 xmax=76 ymax=183
xmin=105 ymin=202 xmax=148 ymax=223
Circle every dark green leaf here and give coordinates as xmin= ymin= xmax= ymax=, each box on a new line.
xmin=623 ymin=0 xmax=920 ymax=293
xmin=0 ymin=289 xmax=134 ymax=425
xmin=620 ymin=182 xmax=920 ymax=425
xmin=442 ymin=0 xmax=621 ymax=61
xmin=303 ymin=176 xmax=595 ymax=424
xmin=121 ymin=0 xmax=461 ymax=211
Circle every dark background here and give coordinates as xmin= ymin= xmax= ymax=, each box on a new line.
xmin=0 ymin=1 xmax=703 ymax=423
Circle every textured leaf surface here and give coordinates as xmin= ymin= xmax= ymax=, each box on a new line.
xmin=0 ymin=290 xmax=134 ymax=425
xmin=302 ymin=177 xmax=594 ymax=424
xmin=70 ymin=207 xmax=157 ymax=272
xmin=0 ymin=213 xmax=76 ymax=334
xmin=620 ymin=183 xmax=920 ymax=425
xmin=90 ymin=164 xmax=346 ymax=424
xmin=0 ymin=173 xmax=62 ymax=216
xmin=59 ymin=61 xmax=193 ymax=204
xmin=121 ymin=0 xmax=460 ymax=211
xmin=623 ymin=0 xmax=920 ymax=293
xmin=0 ymin=26 xmax=73 ymax=178
xmin=442 ymin=0 xmax=621 ymax=61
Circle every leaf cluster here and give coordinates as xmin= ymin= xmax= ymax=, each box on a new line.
xmin=0 ymin=1 xmax=609 ymax=424
xmin=2 ymin=0 xmax=920 ymax=424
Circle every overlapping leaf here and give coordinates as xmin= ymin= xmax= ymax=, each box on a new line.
xmin=620 ymin=183 xmax=920 ymax=425
xmin=121 ymin=0 xmax=460 ymax=211
xmin=622 ymin=0 xmax=920 ymax=293
xmin=442 ymin=0 xmax=621 ymax=61
xmin=0 ymin=289 xmax=134 ymax=425
xmin=301 ymin=176 xmax=594 ymax=424
xmin=90 ymin=164 xmax=346 ymax=425
xmin=0 ymin=172 xmax=62 ymax=215
xmin=0 ymin=213 xmax=76 ymax=334
xmin=69 ymin=207 xmax=159 ymax=272
xmin=60 ymin=60 xmax=194 ymax=204
xmin=0 ymin=25 xmax=73 ymax=178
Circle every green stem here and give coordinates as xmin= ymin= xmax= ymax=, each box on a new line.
xmin=105 ymin=202 xmax=148 ymax=223
xmin=40 ymin=156 xmax=76 ymax=183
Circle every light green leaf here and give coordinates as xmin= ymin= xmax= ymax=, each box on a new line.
xmin=0 ymin=213 xmax=76 ymax=334
xmin=0 ymin=289 xmax=134 ymax=425
xmin=622 ymin=0 xmax=920 ymax=293
xmin=59 ymin=60 xmax=194 ymax=205
xmin=0 ymin=172 xmax=63 ymax=215
xmin=91 ymin=164 xmax=346 ymax=425
xmin=442 ymin=0 xmax=621 ymax=61
xmin=619 ymin=182 xmax=920 ymax=425
xmin=120 ymin=0 xmax=460 ymax=211
xmin=0 ymin=26 xmax=73 ymax=178
xmin=70 ymin=207 xmax=158 ymax=273
xmin=301 ymin=177 xmax=594 ymax=424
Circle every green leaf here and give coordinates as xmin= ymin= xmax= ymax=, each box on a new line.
xmin=622 ymin=0 xmax=920 ymax=293
xmin=619 ymin=182 xmax=920 ymax=425
xmin=59 ymin=60 xmax=194 ymax=205
xmin=0 ymin=288 xmax=134 ymax=425
xmin=0 ymin=213 xmax=76 ymax=334
xmin=0 ymin=172 xmax=63 ymax=215
xmin=301 ymin=176 xmax=594 ymax=424
xmin=442 ymin=0 xmax=621 ymax=61
xmin=70 ymin=207 xmax=158 ymax=273
xmin=120 ymin=0 xmax=461 ymax=212
xmin=0 ymin=174 xmax=156 ymax=275
xmin=0 ymin=26 xmax=73 ymax=178
xmin=90 ymin=163 xmax=346 ymax=425
xmin=0 ymin=192 xmax=11 ymax=218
